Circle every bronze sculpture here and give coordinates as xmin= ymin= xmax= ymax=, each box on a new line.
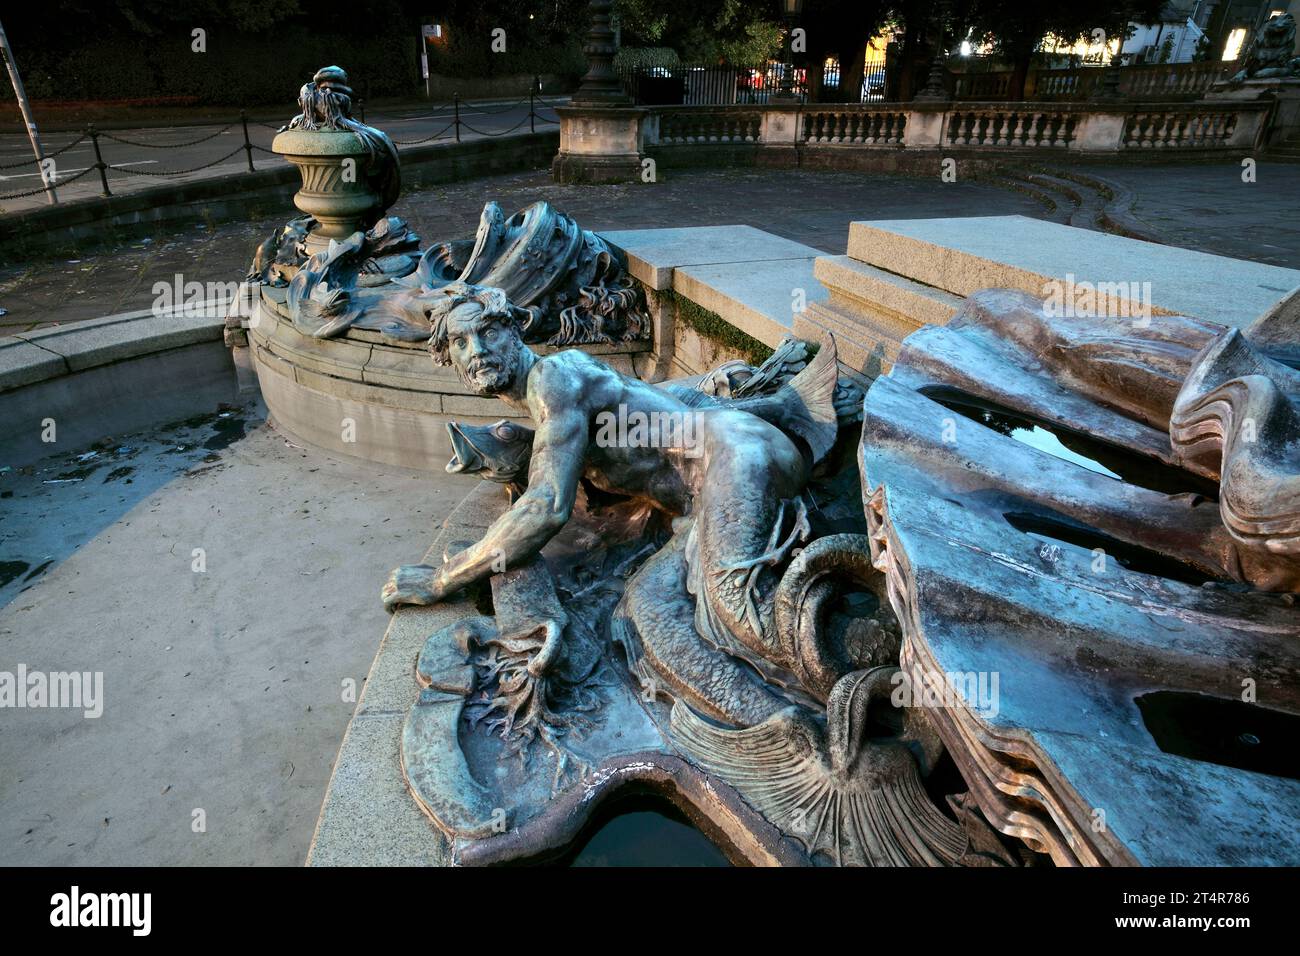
xmin=382 ymin=281 xmax=1016 ymax=866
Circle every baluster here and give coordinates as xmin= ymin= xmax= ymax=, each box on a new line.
xmin=1154 ymin=115 xmax=1175 ymax=148
xmin=1038 ymin=114 xmax=1053 ymax=147
xmin=1060 ymin=115 xmax=1075 ymax=147
xmin=1189 ymin=113 xmax=1205 ymax=147
xmin=1170 ymin=114 xmax=1187 ymax=147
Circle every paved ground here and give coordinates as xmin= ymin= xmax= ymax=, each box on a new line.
xmin=1078 ymin=161 xmax=1300 ymax=268
xmin=0 ymin=97 xmax=562 ymax=214
xmin=0 ymin=399 xmax=479 ymax=865
xmin=3 ymin=159 xmax=1297 ymax=335
xmin=0 ymin=167 xmax=1049 ymax=334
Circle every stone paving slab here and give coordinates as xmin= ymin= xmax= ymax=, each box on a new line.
xmin=599 ymin=225 xmax=828 ymax=290
xmin=849 ymin=215 xmax=1300 ymax=328
xmin=0 ymin=335 xmax=67 ymax=391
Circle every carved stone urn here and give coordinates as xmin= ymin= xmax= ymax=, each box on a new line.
xmin=272 ymin=128 xmax=379 ymax=253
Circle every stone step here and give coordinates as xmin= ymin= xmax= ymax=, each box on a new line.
xmin=815 ymin=255 xmax=963 ymax=331
xmin=983 ymin=172 xmax=1074 ymax=225
xmin=844 ymin=215 xmax=1300 ymax=329
xmin=795 ymin=300 xmax=906 ymax=380
xmin=1016 ymin=169 xmax=1107 ymax=231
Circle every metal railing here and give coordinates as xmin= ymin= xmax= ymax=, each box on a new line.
xmin=619 ymin=63 xmax=807 ymax=106
xmin=952 ymin=60 xmax=1235 ymax=102
xmin=1 ymin=80 xmax=564 ymax=206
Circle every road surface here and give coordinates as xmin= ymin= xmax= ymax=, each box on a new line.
xmin=0 ymin=97 xmax=565 ymax=215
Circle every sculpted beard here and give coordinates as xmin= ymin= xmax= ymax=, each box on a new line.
xmin=457 ymin=346 xmax=516 ymax=395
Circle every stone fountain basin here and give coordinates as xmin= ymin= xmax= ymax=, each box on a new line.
xmin=248 ymin=286 xmax=652 ymax=470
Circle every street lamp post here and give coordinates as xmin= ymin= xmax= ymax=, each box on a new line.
xmin=571 ymin=0 xmax=629 ymax=106
xmin=913 ymin=1 xmax=952 ymax=102
xmin=772 ymin=0 xmax=805 ymax=104
xmin=1096 ymin=6 xmax=1131 ymax=100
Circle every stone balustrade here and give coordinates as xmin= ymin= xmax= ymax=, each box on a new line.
xmin=639 ymin=100 xmax=1270 ymax=156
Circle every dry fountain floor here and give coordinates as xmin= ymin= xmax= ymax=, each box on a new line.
xmin=0 ymin=400 xmax=478 ymax=864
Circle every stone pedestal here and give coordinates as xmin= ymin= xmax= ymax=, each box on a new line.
xmin=272 ymin=128 xmax=379 ymax=253
xmin=1206 ymin=76 xmax=1300 ymax=147
xmin=552 ymin=106 xmax=648 ymax=184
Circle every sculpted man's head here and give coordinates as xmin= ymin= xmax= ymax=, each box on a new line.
xmin=426 ymin=283 xmax=529 ymax=395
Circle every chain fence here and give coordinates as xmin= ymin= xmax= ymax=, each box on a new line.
xmin=1 ymin=79 xmax=567 ymax=205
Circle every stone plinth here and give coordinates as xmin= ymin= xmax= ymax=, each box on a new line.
xmin=846 ymin=216 xmax=1300 ymax=329
xmin=552 ymin=106 xmax=648 ymax=184
xmin=1208 ymin=77 xmax=1300 ymax=147
xmin=599 ymin=225 xmax=828 ymax=377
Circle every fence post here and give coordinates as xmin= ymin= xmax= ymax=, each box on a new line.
xmin=240 ymin=111 xmax=255 ymax=173
xmin=454 ymin=92 xmax=461 ymax=142
xmin=88 ymin=125 xmax=112 ymax=198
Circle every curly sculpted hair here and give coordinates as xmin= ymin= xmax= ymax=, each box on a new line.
xmin=425 ymin=282 xmax=528 ymax=366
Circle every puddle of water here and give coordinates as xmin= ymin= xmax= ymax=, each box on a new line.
xmin=924 ymin=389 xmax=1219 ymax=500
xmin=1137 ymin=691 xmax=1300 ymax=781
xmin=561 ymin=794 xmax=731 ymax=867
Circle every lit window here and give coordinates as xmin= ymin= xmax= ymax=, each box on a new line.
xmin=1223 ymin=27 xmax=1246 ymax=61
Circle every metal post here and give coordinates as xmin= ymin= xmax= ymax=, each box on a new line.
xmin=454 ymin=92 xmax=461 ymax=142
xmin=530 ymin=76 xmax=536 ymax=133
xmin=88 ymin=125 xmax=111 ymax=197
xmin=241 ymin=110 xmax=255 ymax=173
xmin=572 ymin=0 xmax=631 ymax=105
xmin=0 ymin=17 xmax=57 ymax=204
xmin=913 ymin=0 xmax=953 ymax=102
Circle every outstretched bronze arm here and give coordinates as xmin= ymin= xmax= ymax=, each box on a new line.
xmin=382 ymin=389 xmax=587 ymax=610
